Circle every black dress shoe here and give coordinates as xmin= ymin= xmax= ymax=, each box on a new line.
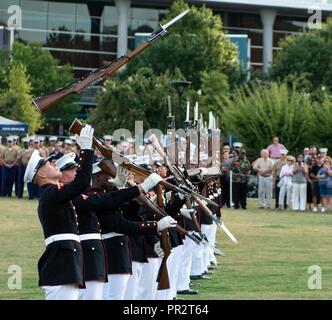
xmin=203 ymin=270 xmax=213 ymax=275
xmin=177 ymin=289 xmax=199 ymax=295
xmin=173 ymin=297 xmax=185 ymax=300
xmin=189 ymin=281 xmax=201 ymax=287
xmin=190 ymin=275 xmax=211 ymax=280
xmin=208 ymin=265 xmax=217 ymax=270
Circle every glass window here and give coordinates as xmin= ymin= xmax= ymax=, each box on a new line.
xmin=101 ymin=5 xmax=117 ymax=35
xmin=21 ymin=0 xmax=47 ymax=30
xmin=274 ymin=16 xmax=309 ymax=32
xmin=16 ymin=28 xmax=47 ymax=44
xmin=128 ymin=7 xmax=161 ymax=36
xmin=75 ymin=3 xmax=90 ymax=40
xmin=48 ymin=1 xmax=76 ymax=33
xmin=227 ymin=12 xmax=262 ymax=29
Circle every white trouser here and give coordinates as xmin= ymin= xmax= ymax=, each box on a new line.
xmin=155 ymin=245 xmax=183 ymax=300
xmin=79 ymin=281 xmax=104 ymax=300
xmin=103 ymin=274 xmax=130 ymax=300
xmin=292 ymin=183 xmax=307 ymax=211
xmin=208 ymin=223 xmax=218 ymax=265
xmin=123 ymin=261 xmax=144 ymax=300
xmin=190 ymin=239 xmax=205 ymax=276
xmin=201 ymin=224 xmax=215 ymax=271
xmin=43 ymin=284 xmax=79 ymax=300
xmin=258 ymin=176 xmax=273 ymax=208
xmin=279 ymin=182 xmax=292 ymax=206
xmin=137 ymin=257 xmax=162 ymax=300
xmin=176 ymin=237 xmax=194 ymax=291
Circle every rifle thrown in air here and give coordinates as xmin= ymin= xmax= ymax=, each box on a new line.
xmin=32 ymin=9 xmax=190 ymax=112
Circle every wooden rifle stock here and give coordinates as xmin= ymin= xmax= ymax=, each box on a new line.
xmin=156 ymin=186 xmax=171 ymax=290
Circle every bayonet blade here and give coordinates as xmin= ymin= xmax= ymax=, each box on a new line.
xmin=162 ymin=9 xmax=190 ymax=30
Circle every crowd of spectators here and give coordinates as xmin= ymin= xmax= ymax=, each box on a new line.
xmin=221 ymin=136 xmax=331 ymax=213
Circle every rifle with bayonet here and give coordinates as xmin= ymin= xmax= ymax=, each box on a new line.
xmin=184 ymin=101 xmax=191 ymax=169
xmin=32 ymin=9 xmax=190 ymax=113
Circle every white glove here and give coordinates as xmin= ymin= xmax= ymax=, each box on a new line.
xmin=153 ymin=241 xmax=164 ymax=259
xmin=109 ymin=166 xmax=130 ymax=188
xmin=199 ymin=168 xmax=208 ymax=176
xmin=180 ymin=208 xmax=195 ymax=220
xmin=157 ymin=216 xmax=177 ymax=232
xmin=75 ymin=124 xmax=94 ymax=150
xmin=140 ymin=173 xmax=163 ymax=193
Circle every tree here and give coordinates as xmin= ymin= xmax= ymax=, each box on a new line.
xmin=223 ymin=82 xmax=315 ymax=158
xmin=124 ymin=0 xmax=242 ymax=90
xmin=311 ymin=92 xmax=332 ymax=152
xmin=198 ymin=70 xmax=229 ymax=118
xmin=270 ymin=18 xmax=332 ymax=95
xmin=0 ymin=63 xmax=41 ymax=133
xmin=88 ymin=68 xmax=182 ymax=134
xmin=0 ymin=42 xmax=80 ymax=129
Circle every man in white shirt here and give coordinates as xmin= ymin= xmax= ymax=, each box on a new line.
xmin=253 ymin=149 xmax=274 ymax=209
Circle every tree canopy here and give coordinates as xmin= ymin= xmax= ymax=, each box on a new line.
xmin=269 ymin=18 xmax=332 ymax=95
xmin=0 ymin=63 xmax=41 ymax=133
xmin=0 ymin=41 xmax=79 ymax=130
xmin=223 ymin=82 xmax=315 ymax=158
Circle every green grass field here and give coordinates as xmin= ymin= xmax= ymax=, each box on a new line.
xmin=0 ymin=197 xmax=332 ymax=300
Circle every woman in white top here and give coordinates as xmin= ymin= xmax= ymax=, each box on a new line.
xmin=277 ymin=156 xmax=295 ymax=210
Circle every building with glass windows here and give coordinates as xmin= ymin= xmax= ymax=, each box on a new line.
xmin=0 ymin=0 xmax=331 ymax=108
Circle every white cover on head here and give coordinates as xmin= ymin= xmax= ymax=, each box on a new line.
xmin=24 ymin=150 xmax=45 ymax=183
xmin=233 ymin=142 xmax=243 ymax=148
xmin=55 ymin=153 xmax=77 ymax=171
xmin=49 ymin=136 xmax=58 ymax=142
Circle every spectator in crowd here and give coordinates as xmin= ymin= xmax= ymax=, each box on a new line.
xmin=48 ymin=136 xmax=58 ymax=154
xmin=277 ymin=155 xmax=294 ymax=211
xmin=63 ymin=139 xmax=74 ymax=154
xmin=221 ymin=149 xmax=231 ymax=208
xmin=253 ymin=149 xmax=274 ymax=209
xmin=39 ymin=136 xmax=49 ymax=157
xmin=272 ymin=149 xmax=289 ymax=209
xmin=49 ymin=142 xmax=64 ymax=160
xmin=303 ymin=147 xmax=310 ymax=163
xmin=306 ymin=145 xmax=318 ymax=166
xmin=1 ymin=136 xmax=19 ymax=197
xmin=317 ymin=157 xmax=332 ymax=213
xmin=230 ymin=149 xmax=251 ymax=209
xmin=292 ymin=154 xmax=308 ymax=212
xmin=309 ymin=156 xmax=322 ymax=213
xmin=0 ymin=136 xmax=7 ymax=195
xmin=267 ymin=136 xmax=286 ymax=161
xmin=319 ymin=148 xmax=328 ymax=162
xmin=231 ymin=142 xmax=242 ymax=160
xmin=17 ymin=138 xmax=33 ymax=198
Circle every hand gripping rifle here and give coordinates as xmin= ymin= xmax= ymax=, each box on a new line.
xmin=69 ymin=118 xmax=218 ymax=208
xmin=32 ymin=9 xmax=190 ymax=112
xmin=147 ymin=133 xmax=238 ymax=244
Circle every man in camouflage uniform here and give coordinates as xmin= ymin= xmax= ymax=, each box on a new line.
xmin=230 ymin=149 xmax=251 ymax=209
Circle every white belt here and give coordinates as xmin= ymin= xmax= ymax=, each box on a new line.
xmin=79 ymin=233 xmax=102 ymax=241
xmin=101 ymin=232 xmax=124 ymax=240
xmin=45 ymin=233 xmax=80 ymax=247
